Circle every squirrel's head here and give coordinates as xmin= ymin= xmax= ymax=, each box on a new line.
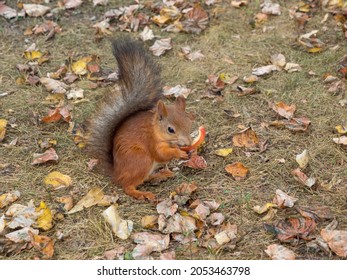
xmin=155 ymin=96 xmax=193 ymax=147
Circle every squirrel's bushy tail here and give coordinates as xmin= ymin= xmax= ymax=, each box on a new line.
xmin=87 ymin=38 xmax=162 ymax=170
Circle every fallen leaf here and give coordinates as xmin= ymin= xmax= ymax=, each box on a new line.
xmin=335 ymin=125 xmax=347 ymax=134
xmin=5 ymin=227 xmax=39 ymax=243
xmin=66 ymin=88 xmax=84 ymax=100
xmin=175 ymin=182 xmax=198 ymax=196
xmin=215 ymin=148 xmax=233 ymax=157
xmin=132 ymin=232 xmax=170 ymax=260
xmin=270 ymin=54 xmax=286 ymax=68
xmin=254 ymin=13 xmax=269 ymax=25
xmin=44 ymin=171 xmax=72 ymax=190
xmin=264 ymin=217 xmax=316 ymax=242
xmin=141 ymin=215 xmax=158 ymax=229
xmin=185 ymin=155 xmax=207 ymax=169
xmin=291 ymin=168 xmax=316 ymax=188
xmin=156 ymin=199 xmax=178 ymax=218
xmin=207 ymin=213 xmax=225 ymax=226
xmin=64 ymin=0 xmax=83 ymax=9
xmin=93 ymin=0 xmax=108 ymax=6
xmin=160 ymin=251 xmax=176 ymax=260
xmin=214 ymin=222 xmax=237 ymax=246
xmin=232 ymin=127 xmax=259 ymax=148
xmin=181 ymin=4 xmax=209 ymax=34
xmin=261 ymin=0 xmax=281 ymax=15
xmin=159 ymin=213 xmax=196 ymax=234
xmin=103 ymin=247 xmax=125 ymax=260
xmin=270 ymin=117 xmax=311 ymax=132
xmin=23 ymin=4 xmax=50 ymax=17
xmin=321 ymin=228 xmax=347 ymax=257
xmin=31 ymin=148 xmax=59 ymax=165
xmin=272 ymin=189 xmax=297 ymax=208
xmin=102 ymin=205 xmax=133 ymax=240
xmin=40 ymin=77 xmax=69 ymax=94
xmin=225 ymin=162 xmax=249 ymax=180
xmin=68 ymin=187 xmax=105 ymax=214
xmin=6 ymin=201 xmax=38 ymax=229
xmin=296 ymin=149 xmax=309 ymax=169
xmin=252 ymin=65 xmax=279 ymax=76
xmin=139 ymin=26 xmax=154 ymax=41
xmin=284 ymin=63 xmax=302 ymax=73
xmin=262 ymin=208 xmax=277 ymax=221
xmin=253 ymin=202 xmax=277 ymax=214
xmin=55 ymin=196 xmax=74 ymax=211
xmin=193 ymin=203 xmax=210 ymax=220
xmin=152 ymin=5 xmax=181 ymax=26
xmin=243 ymin=75 xmax=259 ymax=83
xmin=235 ymin=85 xmax=257 ymax=96
xmin=30 ymin=233 xmax=54 ymax=258
xmin=296 ymin=206 xmax=334 ymax=222
xmin=0 ymin=2 xmax=18 ymax=19
xmin=35 ymin=201 xmax=53 ymax=231
xmin=181 ymin=46 xmax=204 ymax=61
xmin=41 ymin=106 xmax=72 ymax=123
xmin=333 ymin=136 xmax=347 ymax=145
xmin=0 ymin=119 xmax=7 ymax=142
xmin=231 ymin=0 xmax=249 ymax=8
xmin=149 ymin=38 xmax=172 ymax=57
xmin=24 ymin=50 xmax=43 ymax=61
xmin=265 ymin=244 xmax=296 ymax=260
xmin=0 ymin=215 xmax=5 ymax=234
xmin=162 ymin=85 xmax=191 ymax=99
xmin=0 ymin=190 xmax=20 ymax=208
xmin=269 ymin=101 xmax=296 ymax=119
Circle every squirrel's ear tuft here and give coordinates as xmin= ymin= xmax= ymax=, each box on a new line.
xmin=175 ymin=96 xmax=186 ymax=111
xmin=157 ymin=100 xmax=168 ymax=120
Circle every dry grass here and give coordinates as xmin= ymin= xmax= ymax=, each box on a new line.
xmin=1 ymin=0 xmax=347 ymax=260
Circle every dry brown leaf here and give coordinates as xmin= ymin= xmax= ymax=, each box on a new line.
xmin=64 ymin=0 xmax=83 ymax=9
xmin=270 ymin=117 xmax=311 ymax=132
xmin=139 ymin=26 xmax=154 ymax=42
xmin=93 ymin=0 xmax=108 ymax=6
xmin=269 ymin=101 xmax=296 ymax=119
xmin=30 ymin=233 xmax=54 ymax=258
xmin=0 ymin=191 xmax=20 ymax=209
xmin=55 ymin=196 xmax=74 ymax=211
xmin=159 ymin=213 xmax=196 ymax=234
xmin=235 ymin=85 xmax=257 ymax=96
xmin=321 ymin=228 xmax=347 ymax=257
xmin=162 ymin=85 xmax=191 ymax=99
xmin=152 ymin=5 xmax=181 ymax=26
xmin=41 ymin=106 xmax=72 ymax=123
xmin=40 ymin=77 xmax=69 ymax=94
xmin=6 ymin=201 xmax=38 ymax=229
xmin=231 ymin=1 xmax=249 ymax=8
xmin=181 ymin=4 xmax=209 ymax=34
xmin=214 ymin=222 xmax=237 ymax=246
xmin=270 ymin=54 xmax=286 ymax=68
xmin=296 ymin=206 xmax=334 ymax=222
xmin=31 ymin=148 xmax=59 ymax=165
xmin=103 ymin=247 xmax=125 ymax=260
xmin=272 ymin=189 xmax=298 ymax=208
xmin=132 ymin=232 xmax=170 ymax=260
xmin=232 ymin=127 xmax=259 ymax=148
xmin=252 ymin=65 xmax=279 ymax=76
xmin=207 ymin=213 xmax=225 ymax=226
xmin=193 ymin=203 xmax=210 ymax=220
xmin=102 ymin=205 xmax=133 ymax=240
xmin=149 ymin=38 xmax=172 ymax=57
xmin=333 ymin=136 xmax=347 ymax=145
xmin=5 ymin=227 xmax=39 ymax=243
xmin=23 ymin=4 xmax=50 ymax=17
xmin=160 ymin=251 xmax=176 ymax=260
xmin=243 ymin=75 xmax=259 ymax=83
xmin=185 ymin=155 xmax=207 ymax=169
xmin=265 ymin=244 xmax=296 ymax=260
xmin=292 ymin=168 xmax=316 ymax=188
xmin=225 ymin=162 xmax=249 ymax=180
xmin=284 ymin=62 xmax=302 ymax=73
xmin=175 ymin=182 xmax=198 ymax=196
xmin=253 ymin=202 xmax=277 ymax=214
xmin=261 ymin=0 xmax=281 ymax=15
xmin=0 ymin=2 xmax=17 ymax=19
xmin=181 ymin=46 xmax=204 ymax=61
xmin=156 ymin=199 xmax=178 ymax=218
xmin=141 ymin=215 xmax=158 ymax=229
xmin=264 ymin=217 xmax=316 ymax=242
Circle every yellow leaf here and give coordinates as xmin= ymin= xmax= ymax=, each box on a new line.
xmin=72 ymin=60 xmax=88 ymax=75
xmin=215 ymin=148 xmax=233 ymax=157
xmin=307 ymin=47 xmax=323 ymax=53
xmin=253 ymin=202 xmax=277 ymax=214
xmin=335 ymin=125 xmax=347 ymax=134
xmin=0 ymin=119 xmax=7 ymax=142
xmin=44 ymin=171 xmax=72 ymax=190
xmin=0 ymin=191 xmax=20 ymax=208
xmin=35 ymin=201 xmax=53 ymax=231
xmin=68 ymin=187 xmax=105 ymax=214
xmin=24 ymin=50 xmax=43 ymax=60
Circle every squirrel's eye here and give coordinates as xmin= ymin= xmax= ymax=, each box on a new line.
xmin=167 ymin=126 xmax=175 ymax=134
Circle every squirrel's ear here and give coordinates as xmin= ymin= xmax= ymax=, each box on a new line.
xmin=175 ymin=96 xmax=186 ymax=111
xmin=157 ymin=100 xmax=168 ymax=120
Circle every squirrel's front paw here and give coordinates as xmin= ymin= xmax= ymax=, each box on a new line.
xmin=178 ymin=149 xmax=189 ymax=160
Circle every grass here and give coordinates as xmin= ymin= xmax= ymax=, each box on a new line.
xmin=1 ymin=0 xmax=347 ymax=260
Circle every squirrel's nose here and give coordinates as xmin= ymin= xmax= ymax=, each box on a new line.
xmin=178 ymin=135 xmax=192 ymax=147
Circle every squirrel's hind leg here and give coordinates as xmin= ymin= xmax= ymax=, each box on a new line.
xmin=113 ymin=151 xmax=156 ymax=200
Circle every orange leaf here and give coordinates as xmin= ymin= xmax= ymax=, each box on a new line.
xmin=225 ymin=162 xmax=249 ymax=180
xmin=232 ymin=127 xmax=259 ymax=148
xmin=269 ymin=101 xmax=296 ymax=119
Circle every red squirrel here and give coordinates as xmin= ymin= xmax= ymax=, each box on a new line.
xmin=88 ymin=38 xmax=193 ymax=200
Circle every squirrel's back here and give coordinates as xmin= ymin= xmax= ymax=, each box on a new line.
xmin=87 ymin=38 xmax=162 ymax=170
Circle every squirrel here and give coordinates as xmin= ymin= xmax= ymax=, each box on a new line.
xmin=87 ymin=38 xmax=193 ymax=200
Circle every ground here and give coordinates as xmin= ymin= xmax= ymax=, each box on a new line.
xmin=0 ymin=0 xmax=347 ymax=260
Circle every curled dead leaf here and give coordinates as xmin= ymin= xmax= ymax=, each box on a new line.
xmin=269 ymin=101 xmax=296 ymax=119
xmin=31 ymin=148 xmax=59 ymax=165
xmin=265 ymin=244 xmax=296 ymax=260
xmin=232 ymin=127 xmax=259 ymax=148
xmin=225 ymin=162 xmax=249 ymax=180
